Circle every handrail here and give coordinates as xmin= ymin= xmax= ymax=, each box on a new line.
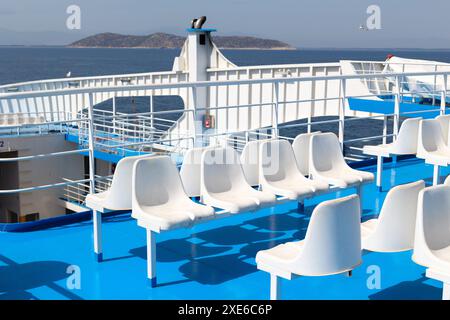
xmin=0 ymin=149 xmax=89 ymax=162
xmin=2 ymin=69 xmax=450 ymax=100
xmin=0 ymin=178 xmax=91 ymax=194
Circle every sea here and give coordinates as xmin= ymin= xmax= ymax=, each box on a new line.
xmin=1 ymin=47 xmax=449 ymax=151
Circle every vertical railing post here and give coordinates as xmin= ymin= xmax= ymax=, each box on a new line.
xmin=273 ymin=82 xmax=280 ymax=138
xmin=87 ymin=92 xmax=102 ymax=262
xmin=441 ymin=74 xmax=447 ymax=116
xmin=382 ymin=116 xmax=388 ymax=144
xmin=112 ymin=96 xmax=116 ymax=134
xmin=150 ymin=95 xmax=154 ymax=141
xmin=339 ymin=78 xmax=346 ymax=150
xmin=191 ymin=86 xmax=202 ymax=146
xmin=433 ymin=65 xmax=438 ymax=106
xmin=393 ymin=76 xmax=401 ymax=140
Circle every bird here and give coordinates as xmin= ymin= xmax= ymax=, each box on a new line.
xmin=66 ymin=71 xmax=72 ymax=78
xmin=359 ymin=24 xmax=367 ymax=31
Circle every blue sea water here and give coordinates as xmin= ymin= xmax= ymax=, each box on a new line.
xmin=2 ymin=46 xmax=450 ymax=85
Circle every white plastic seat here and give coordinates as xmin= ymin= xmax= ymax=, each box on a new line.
xmin=86 ymin=154 xmax=151 ymax=212
xmin=436 ymin=114 xmax=450 ymax=145
xmin=417 ymin=119 xmax=450 ymax=185
xmin=132 ymin=156 xmax=215 ymax=231
xmin=417 ymin=119 xmax=450 ymax=166
xmin=363 ymin=118 xmax=421 ymax=190
xmin=256 ymin=194 xmax=362 ymax=300
xmin=364 ymin=118 xmax=421 ymax=157
xmin=310 ymin=132 xmax=374 ymax=188
xmin=361 ymin=180 xmax=425 ymax=252
xmin=259 ymin=139 xmax=328 ymax=201
xmin=444 ymin=175 xmax=450 ymax=186
xmin=132 ymin=156 xmax=215 ymax=288
xmin=201 ymin=147 xmax=276 ymax=213
xmin=180 ymin=146 xmax=213 ymax=197
xmin=85 ymin=154 xmax=153 ymax=261
xmin=292 ymin=131 xmax=321 ymax=176
xmin=240 ymin=139 xmax=272 ymax=186
xmin=413 ymin=185 xmax=450 ymax=299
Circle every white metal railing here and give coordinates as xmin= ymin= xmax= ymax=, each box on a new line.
xmin=62 ymin=175 xmax=113 ymax=206
xmin=0 ymin=65 xmax=448 ymax=207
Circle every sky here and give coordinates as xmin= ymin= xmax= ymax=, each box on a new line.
xmin=0 ymin=0 xmax=450 ymax=48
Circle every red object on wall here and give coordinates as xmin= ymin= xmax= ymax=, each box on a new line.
xmin=203 ymin=114 xmax=215 ymax=129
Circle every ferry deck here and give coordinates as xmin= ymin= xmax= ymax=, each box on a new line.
xmin=1 ymin=24 xmax=450 ymax=300
xmin=0 ymin=158 xmax=448 ymax=300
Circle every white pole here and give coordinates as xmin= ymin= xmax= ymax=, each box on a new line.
xmin=147 ymin=229 xmax=157 ymax=287
xmin=270 ymin=274 xmax=281 ymax=300
xmin=112 ymin=96 xmax=116 ymax=134
xmin=356 ymin=184 xmax=363 ymax=214
xmin=376 ymin=156 xmax=383 ymax=191
xmin=339 ymin=79 xmax=346 ymax=150
xmin=433 ymin=165 xmax=440 ymax=186
xmin=273 ymin=82 xmax=280 ymax=138
xmin=393 ymin=76 xmax=401 ymax=139
xmin=87 ymin=93 xmax=101 ymax=262
xmin=382 ymin=116 xmax=387 ymax=144
xmin=191 ymin=87 xmax=202 ymax=146
xmin=150 ymin=95 xmax=154 ymax=140
xmin=441 ymin=74 xmax=447 ymax=116
xmin=443 ymin=282 xmax=450 ymax=300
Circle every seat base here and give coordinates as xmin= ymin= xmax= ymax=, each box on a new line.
xmin=426 ymin=268 xmax=450 ymax=300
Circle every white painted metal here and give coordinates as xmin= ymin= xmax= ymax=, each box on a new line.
xmin=147 ymin=229 xmax=157 ymax=287
xmin=270 ymin=274 xmax=281 ymax=300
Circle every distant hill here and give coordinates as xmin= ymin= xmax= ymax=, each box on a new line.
xmin=69 ymin=32 xmax=294 ymax=50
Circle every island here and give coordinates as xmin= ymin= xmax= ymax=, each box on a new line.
xmin=68 ymin=32 xmax=295 ymax=50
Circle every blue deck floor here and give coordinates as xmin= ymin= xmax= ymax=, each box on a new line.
xmin=0 ymin=158 xmax=447 ymax=300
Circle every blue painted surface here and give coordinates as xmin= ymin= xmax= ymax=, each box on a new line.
xmin=0 ymin=158 xmax=446 ymax=300
xmin=186 ymin=28 xmax=217 ymax=33
xmin=348 ymin=98 xmax=442 ymax=119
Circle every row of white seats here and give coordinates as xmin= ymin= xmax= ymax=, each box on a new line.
xmin=136 ymin=133 xmax=373 ymax=286
xmin=257 ymin=179 xmax=450 ymax=300
xmin=0 ymin=114 xmax=45 ymax=126
xmin=86 ymin=131 xmax=374 ymax=216
xmin=363 ymin=114 xmax=450 ymax=189
xmin=85 ymin=132 xmax=374 ymax=286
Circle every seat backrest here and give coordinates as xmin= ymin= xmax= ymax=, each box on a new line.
xmin=436 ymin=114 xmax=450 ymax=145
xmin=310 ymin=132 xmax=347 ymax=173
xmin=418 ymin=119 xmax=446 ymax=153
xmin=292 ymin=194 xmax=362 ymax=275
xmin=414 ymin=185 xmax=450 ymax=268
xmin=416 ymin=185 xmax=450 ymax=251
xmin=133 ymin=156 xmax=187 ymax=207
xmin=292 ymin=132 xmax=321 ymax=175
xmin=104 ymin=154 xmax=151 ymax=209
xmin=391 ymin=118 xmax=421 ymax=154
xmin=259 ymin=139 xmax=301 ymax=183
xmin=444 ymin=174 xmax=450 ymax=186
xmin=180 ymin=147 xmax=212 ymax=197
xmin=240 ymin=139 xmax=271 ymax=186
xmin=201 ymin=147 xmax=250 ymax=194
xmin=370 ymin=180 xmax=425 ymax=251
